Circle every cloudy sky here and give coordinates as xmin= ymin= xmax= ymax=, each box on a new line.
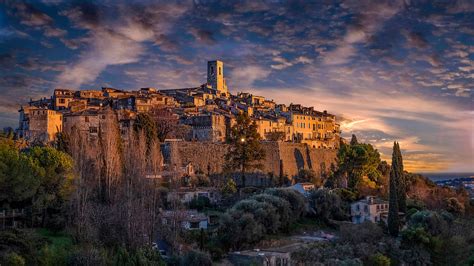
xmin=0 ymin=0 xmax=472 ymax=172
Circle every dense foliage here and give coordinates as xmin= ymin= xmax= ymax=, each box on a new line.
xmin=217 ymin=188 xmax=305 ymax=250
xmin=308 ymin=189 xmax=348 ymax=223
xmin=332 ymin=138 xmax=383 ymax=190
xmin=0 ymin=139 xmax=74 ymax=229
xmin=400 ymin=210 xmax=474 ymax=265
xmin=224 ymin=113 xmax=265 ymax=187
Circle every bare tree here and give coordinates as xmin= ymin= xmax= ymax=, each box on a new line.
xmin=67 ymin=125 xmax=97 ymax=242
xmin=150 ymin=108 xmax=179 ymax=142
xmin=98 ymin=108 xmax=123 ymax=202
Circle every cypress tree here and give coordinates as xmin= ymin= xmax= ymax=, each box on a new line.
xmin=388 ymin=142 xmax=400 ymax=236
xmin=350 ymin=134 xmax=358 ymax=145
xmin=396 ymin=143 xmax=407 ymax=213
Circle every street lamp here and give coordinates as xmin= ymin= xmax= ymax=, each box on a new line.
xmin=240 ymin=137 xmax=246 ymax=143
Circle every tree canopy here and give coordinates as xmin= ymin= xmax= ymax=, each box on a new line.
xmin=0 ymin=139 xmax=74 ymax=229
xmin=335 ymin=140 xmax=382 ymax=190
xmin=224 ymin=113 xmax=265 ymax=187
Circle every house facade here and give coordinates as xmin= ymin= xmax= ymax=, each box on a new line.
xmin=350 ymin=196 xmax=389 ymax=224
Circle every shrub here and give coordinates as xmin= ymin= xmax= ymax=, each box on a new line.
xmin=366 ymin=253 xmax=390 ymax=266
xmin=309 ymin=189 xmax=348 ymax=222
xmin=445 ymin=197 xmax=465 ymax=215
xmin=2 ymin=252 xmax=26 ymax=266
xmin=340 ymin=222 xmax=384 ymax=244
xmin=218 ymin=212 xmax=264 ymax=250
xmin=265 ymin=188 xmax=306 ymax=219
xmin=250 ymin=193 xmax=292 ymax=231
xmin=181 ymin=250 xmax=212 ymax=266
xmin=67 ymin=246 xmax=106 ymax=266
xmin=189 ymin=196 xmax=211 ymax=211
xmin=232 ymin=199 xmax=280 ymax=234
xmin=408 ymin=211 xmax=448 ymax=236
xmin=297 ymin=169 xmax=322 ymax=187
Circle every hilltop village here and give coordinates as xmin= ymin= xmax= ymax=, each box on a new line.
xmin=3 ymin=61 xmax=473 ymax=265
xmin=16 ymin=60 xmax=340 ymax=150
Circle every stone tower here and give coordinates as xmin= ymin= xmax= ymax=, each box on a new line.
xmin=207 ymin=60 xmax=228 ymax=96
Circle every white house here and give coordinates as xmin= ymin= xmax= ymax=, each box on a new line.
xmin=289 ymin=182 xmax=315 ymax=196
xmin=161 ymin=210 xmax=208 ymax=230
xmin=350 ymin=196 xmax=389 ymax=224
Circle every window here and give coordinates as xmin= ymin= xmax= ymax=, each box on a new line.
xmin=89 ymin=127 xmax=98 ymax=134
xmin=85 ymin=116 xmax=89 ymax=122
xmin=59 ymin=99 xmax=65 ymax=104
xmin=219 ymin=67 xmax=221 ymax=75
xmin=210 ymin=66 xmax=214 ymax=73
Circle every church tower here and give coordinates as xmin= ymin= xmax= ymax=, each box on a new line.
xmin=207 ymin=60 xmax=228 ymax=96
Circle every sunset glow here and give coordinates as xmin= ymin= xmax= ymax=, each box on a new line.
xmin=1 ymin=1 xmax=472 ymax=172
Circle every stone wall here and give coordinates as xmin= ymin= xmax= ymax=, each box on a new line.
xmin=278 ymin=142 xmax=337 ymax=177
xmin=163 ymin=141 xmax=337 ymax=180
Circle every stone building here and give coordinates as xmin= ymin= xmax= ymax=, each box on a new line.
xmin=63 ymin=109 xmax=101 ymax=139
xmin=184 ymin=113 xmax=227 ymax=142
xmin=254 ymin=116 xmax=289 ymax=141
xmin=53 ymin=89 xmax=76 ymax=110
xmin=207 ymin=60 xmax=228 ymax=97
xmin=288 ymin=104 xmax=340 ymax=148
xmin=16 ymin=60 xmax=340 ymax=149
xmin=17 ymin=106 xmax=62 ymax=142
xmin=351 ymin=196 xmax=389 ymax=224
xmin=63 ymin=108 xmax=122 ymax=141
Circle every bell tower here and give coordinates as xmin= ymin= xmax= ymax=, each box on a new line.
xmin=207 ymin=60 xmax=228 ymax=95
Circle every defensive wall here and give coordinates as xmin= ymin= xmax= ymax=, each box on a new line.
xmin=163 ymin=141 xmax=337 ymax=181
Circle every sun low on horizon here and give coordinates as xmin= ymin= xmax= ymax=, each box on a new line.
xmin=0 ymin=0 xmax=472 ymax=173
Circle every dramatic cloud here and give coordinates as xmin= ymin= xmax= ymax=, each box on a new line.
xmin=323 ymin=0 xmax=404 ymax=65
xmin=56 ymin=2 xmax=189 ymax=88
xmin=0 ymin=0 xmax=472 ymax=171
xmin=230 ymin=65 xmax=271 ymax=89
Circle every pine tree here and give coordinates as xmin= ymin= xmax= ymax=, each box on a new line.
xmin=395 ymin=142 xmax=407 ymax=213
xmin=224 ymin=113 xmax=265 ymax=187
xmin=388 ymin=142 xmax=400 ymax=236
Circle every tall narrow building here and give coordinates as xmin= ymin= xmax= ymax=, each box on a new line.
xmin=207 ymin=60 xmax=228 ymax=96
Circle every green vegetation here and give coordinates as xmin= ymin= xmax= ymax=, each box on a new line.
xmin=296 ymin=168 xmax=322 ymax=187
xmin=0 ymin=139 xmax=74 ymax=229
xmin=224 ymin=113 xmax=265 ymax=187
xmin=133 ymin=112 xmax=158 ymax=145
xmin=216 ymin=188 xmax=305 ymax=251
xmin=331 ymin=137 xmax=383 ymax=190
xmin=400 ymin=210 xmax=474 ymax=265
xmin=180 ymin=250 xmax=212 ymax=266
xmin=308 ymin=188 xmax=348 ymax=224
xmin=188 ymin=196 xmax=211 ymax=211
xmin=367 ymin=253 xmax=390 ymax=266
xmin=1 ymin=131 xmax=473 ymax=265
xmin=388 ymin=142 xmax=401 ymax=236
xmin=221 ymin=178 xmax=237 ymax=196
xmin=393 ymin=142 xmax=407 ymax=213
xmin=0 ymin=136 xmax=164 ymax=265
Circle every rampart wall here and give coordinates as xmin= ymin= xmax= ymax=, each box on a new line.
xmin=164 ymin=141 xmax=337 ymax=179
